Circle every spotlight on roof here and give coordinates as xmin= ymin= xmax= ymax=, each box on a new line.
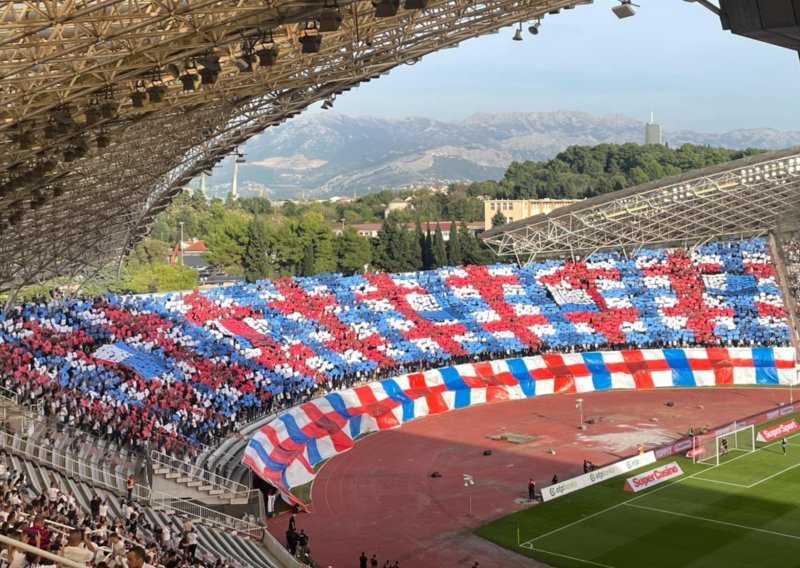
xmin=233 ymin=53 xmax=258 ymax=72
xmin=319 ymin=6 xmax=343 ymax=32
xmin=321 ymin=97 xmax=334 ymax=110
xmin=255 ymin=47 xmax=279 ymax=67
xmin=299 ymin=34 xmax=322 ymax=54
xmin=147 ymin=85 xmax=167 ymax=104
xmin=612 ymin=0 xmax=638 ymax=19
xmin=131 ymin=91 xmax=148 ymax=108
xmin=528 ymin=19 xmax=541 ymax=35
xmin=373 ymin=0 xmax=399 ymax=17
xmin=100 ymin=101 xmax=119 ymax=119
xmin=404 ymin=0 xmax=428 ymax=9
xmin=512 ymin=23 xmax=523 ymax=41
xmin=179 ymin=73 xmax=201 ymax=92
xmin=96 ymin=133 xmax=111 ymax=149
xmin=197 ymin=57 xmax=221 ymax=84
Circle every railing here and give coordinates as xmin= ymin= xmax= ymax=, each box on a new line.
xmin=0 ymin=429 xmax=151 ymax=502
xmin=0 ymin=533 xmax=85 ymax=568
xmin=150 ymin=490 xmax=264 ymax=539
xmin=150 ymin=449 xmax=250 ymax=500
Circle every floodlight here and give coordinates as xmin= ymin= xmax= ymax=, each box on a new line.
xmin=233 ymin=54 xmax=258 ymax=72
xmin=612 ymin=0 xmax=638 ymax=18
xmin=319 ymin=7 xmax=343 ymax=32
xmin=100 ymin=101 xmax=119 ymax=119
xmin=179 ymin=73 xmax=201 ymax=92
xmin=255 ymin=47 xmax=279 ymax=67
xmin=512 ymin=23 xmax=523 ymax=41
xmin=300 ymin=34 xmax=322 ymax=54
xmin=198 ymin=68 xmax=218 ymax=85
xmin=147 ymin=85 xmax=167 ymax=104
xmin=373 ymin=0 xmax=399 ymax=17
xmin=528 ymin=20 xmax=541 ymax=35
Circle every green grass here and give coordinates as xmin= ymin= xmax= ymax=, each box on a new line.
xmin=477 ymin=414 xmax=800 ymax=568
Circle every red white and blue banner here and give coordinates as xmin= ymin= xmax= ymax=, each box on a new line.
xmin=243 ymin=346 xmax=796 ymax=506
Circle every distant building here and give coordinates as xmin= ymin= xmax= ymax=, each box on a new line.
xmin=483 ymin=199 xmax=582 ymax=230
xmin=169 ymin=238 xmax=211 ymax=271
xmin=644 ymin=112 xmax=662 ymax=145
xmin=384 ymin=197 xmax=413 ymax=218
xmin=334 ymin=221 xmax=484 ymax=241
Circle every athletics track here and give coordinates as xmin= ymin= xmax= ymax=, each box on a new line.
xmin=267 ymin=386 xmax=791 ymax=568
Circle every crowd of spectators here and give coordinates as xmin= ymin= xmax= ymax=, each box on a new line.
xmin=0 ymin=238 xmax=790 ymax=460
xmin=0 ymin=450 xmax=222 ymax=567
xmin=780 ymin=234 xmax=800 ymax=312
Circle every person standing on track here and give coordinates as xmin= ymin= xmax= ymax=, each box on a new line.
xmin=782 ymin=436 xmax=788 ymax=455
xmin=528 ymin=477 xmax=536 ymax=501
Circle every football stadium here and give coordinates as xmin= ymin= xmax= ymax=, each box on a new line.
xmin=2 ymin=1 xmax=800 ymax=568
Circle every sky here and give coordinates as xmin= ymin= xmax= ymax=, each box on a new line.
xmin=322 ymin=1 xmax=800 ymax=133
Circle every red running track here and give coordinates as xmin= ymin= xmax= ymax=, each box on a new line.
xmin=267 ymin=386 xmax=792 ymax=568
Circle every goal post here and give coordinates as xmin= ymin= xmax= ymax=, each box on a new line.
xmin=692 ymin=424 xmax=755 ymax=466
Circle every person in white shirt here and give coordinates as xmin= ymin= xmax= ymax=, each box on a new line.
xmin=160 ymin=524 xmax=171 ymax=547
xmin=98 ymin=498 xmax=108 ymax=519
xmin=62 ymin=529 xmax=96 ymax=565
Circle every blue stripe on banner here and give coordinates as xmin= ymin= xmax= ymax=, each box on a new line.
xmin=382 ymin=379 xmax=412 ymax=404
xmin=348 ymin=415 xmax=362 ymax=439
xmin=305 ymin=438 xmax=322 ymax=466
xmin=278 ymin=414 xmax=311 ymax=445
xmin=453 ymin=390 xmax=471 ymax=408
xmin=324 ymin=393 xmax=353 ymax=420
xmin=402 ymin=400 xmax=416 ymax=421
xmin=507 ymin=359 xmax=535 ymax=397
xmin=663 ymin=349 xmax=696 ymax=386
xmin=581 ymin=352 xmax=612 ymax=390
xmin=247 ymin=439 xmax=286 ymax=473
xmin=753 ymin=347 xmax=777 ymax=384
xmin=440 ymin=366 xmax=469 ymax=391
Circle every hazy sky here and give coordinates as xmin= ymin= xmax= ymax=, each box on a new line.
xmin=324 ymin=1 xmax=800 ymax=132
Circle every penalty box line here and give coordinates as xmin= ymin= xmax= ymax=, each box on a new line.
xmin=623 ymin=502 xmax=800 ymax=542
xmin=519 ymin=433 xmax=798 ymax=549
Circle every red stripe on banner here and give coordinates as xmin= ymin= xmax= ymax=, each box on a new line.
xmin=553 ymin=376 xmax=576 ymax=393
xmin=406 ymin=373 xmax=428 ymax=390
xmin=615 ymin=350 xmax=654 ymax=388
xmin=486 ymin=385 xmax=511 ymax=402
xmin=297 ymin=403 xmax=352 ymax=454
xmin=424 ymin=393 xmax=450 ymax=414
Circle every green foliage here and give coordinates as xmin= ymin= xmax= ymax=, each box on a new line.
xmin=491 ymin=209 xmax=507 ymax=228
xmin=431 ymin=223 xmax=447 ymax=268
xmin=201 ymin=203 xmax=250 ymax=275
xmin=237 ymin=196 xmax=273 ymax=216
xmin=302 ymin=242 xmax=315 ymax=277
xmin=335 ymin=229 xmax=372 ymax=275
xmin=242 ymin=218 xmax=271 ymax=282
xmin=447 ymin=218 xmax=461 ymax=266
xmin=468 ymin=143 xmax=763 ymax=201
xmin=374 ymin=215 xmax=419 ymax=273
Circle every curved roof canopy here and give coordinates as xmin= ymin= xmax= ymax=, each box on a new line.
xmin=481 ymin=147 xmax=800 ymax=264
xmin=0 ymin=0 xmax=591 ymax=292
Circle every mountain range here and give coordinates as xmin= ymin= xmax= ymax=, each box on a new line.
xmin=205 ymin=111 xmax=800 ymax=200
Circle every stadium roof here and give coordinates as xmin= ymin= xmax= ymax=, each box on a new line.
xmin=0 ymin=0 xmax=593 ymax=294
xmin=481 ymin=147 xmax=800 ymax=264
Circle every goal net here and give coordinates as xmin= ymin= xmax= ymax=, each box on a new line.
xmin=693 ymin=424 xmax=755 ymax=466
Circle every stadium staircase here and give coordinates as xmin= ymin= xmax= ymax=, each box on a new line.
xmin=2 ymin=449 xmax=280 ymax=568
xmin=769 ymin=232 xmax=800 ymax=357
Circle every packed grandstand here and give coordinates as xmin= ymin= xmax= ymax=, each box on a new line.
xmin=0 ymin=231 xmax=797 ymax=565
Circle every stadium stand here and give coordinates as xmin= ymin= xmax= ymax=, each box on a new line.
xmin=0 ymin=237 xmax=789 ymax=457
xmin=0 ymin=235 xmax=794 ymax=563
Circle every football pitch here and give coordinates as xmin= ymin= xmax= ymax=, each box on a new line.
xmin=476 ymin=418 xmax=800 ymax=568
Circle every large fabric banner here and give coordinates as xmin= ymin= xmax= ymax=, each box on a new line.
xmin=242 ymin=347 xmax=796 ymax=508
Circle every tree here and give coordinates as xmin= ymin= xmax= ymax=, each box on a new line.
xmin=413 ymin=218 xmax=424 ymax=271
xmin=242 ymin=218 xmax=271 ymax=282
xmin=423 ymin=226 xmax=433 ymax=270
xmin=335 ymin=229 xmax=372 ymax=275
xmin=302 ymin=242 xmax=315 ymax=277
xmin=491 ymin=209 xmax=507 ymax=228
xmin=447 ymin=218 xmax=462 ymax=266
xmin=374 ymin=215 xmax=417 ymax=273
xmin=432 ymin=223 xmax=447 ymax=268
